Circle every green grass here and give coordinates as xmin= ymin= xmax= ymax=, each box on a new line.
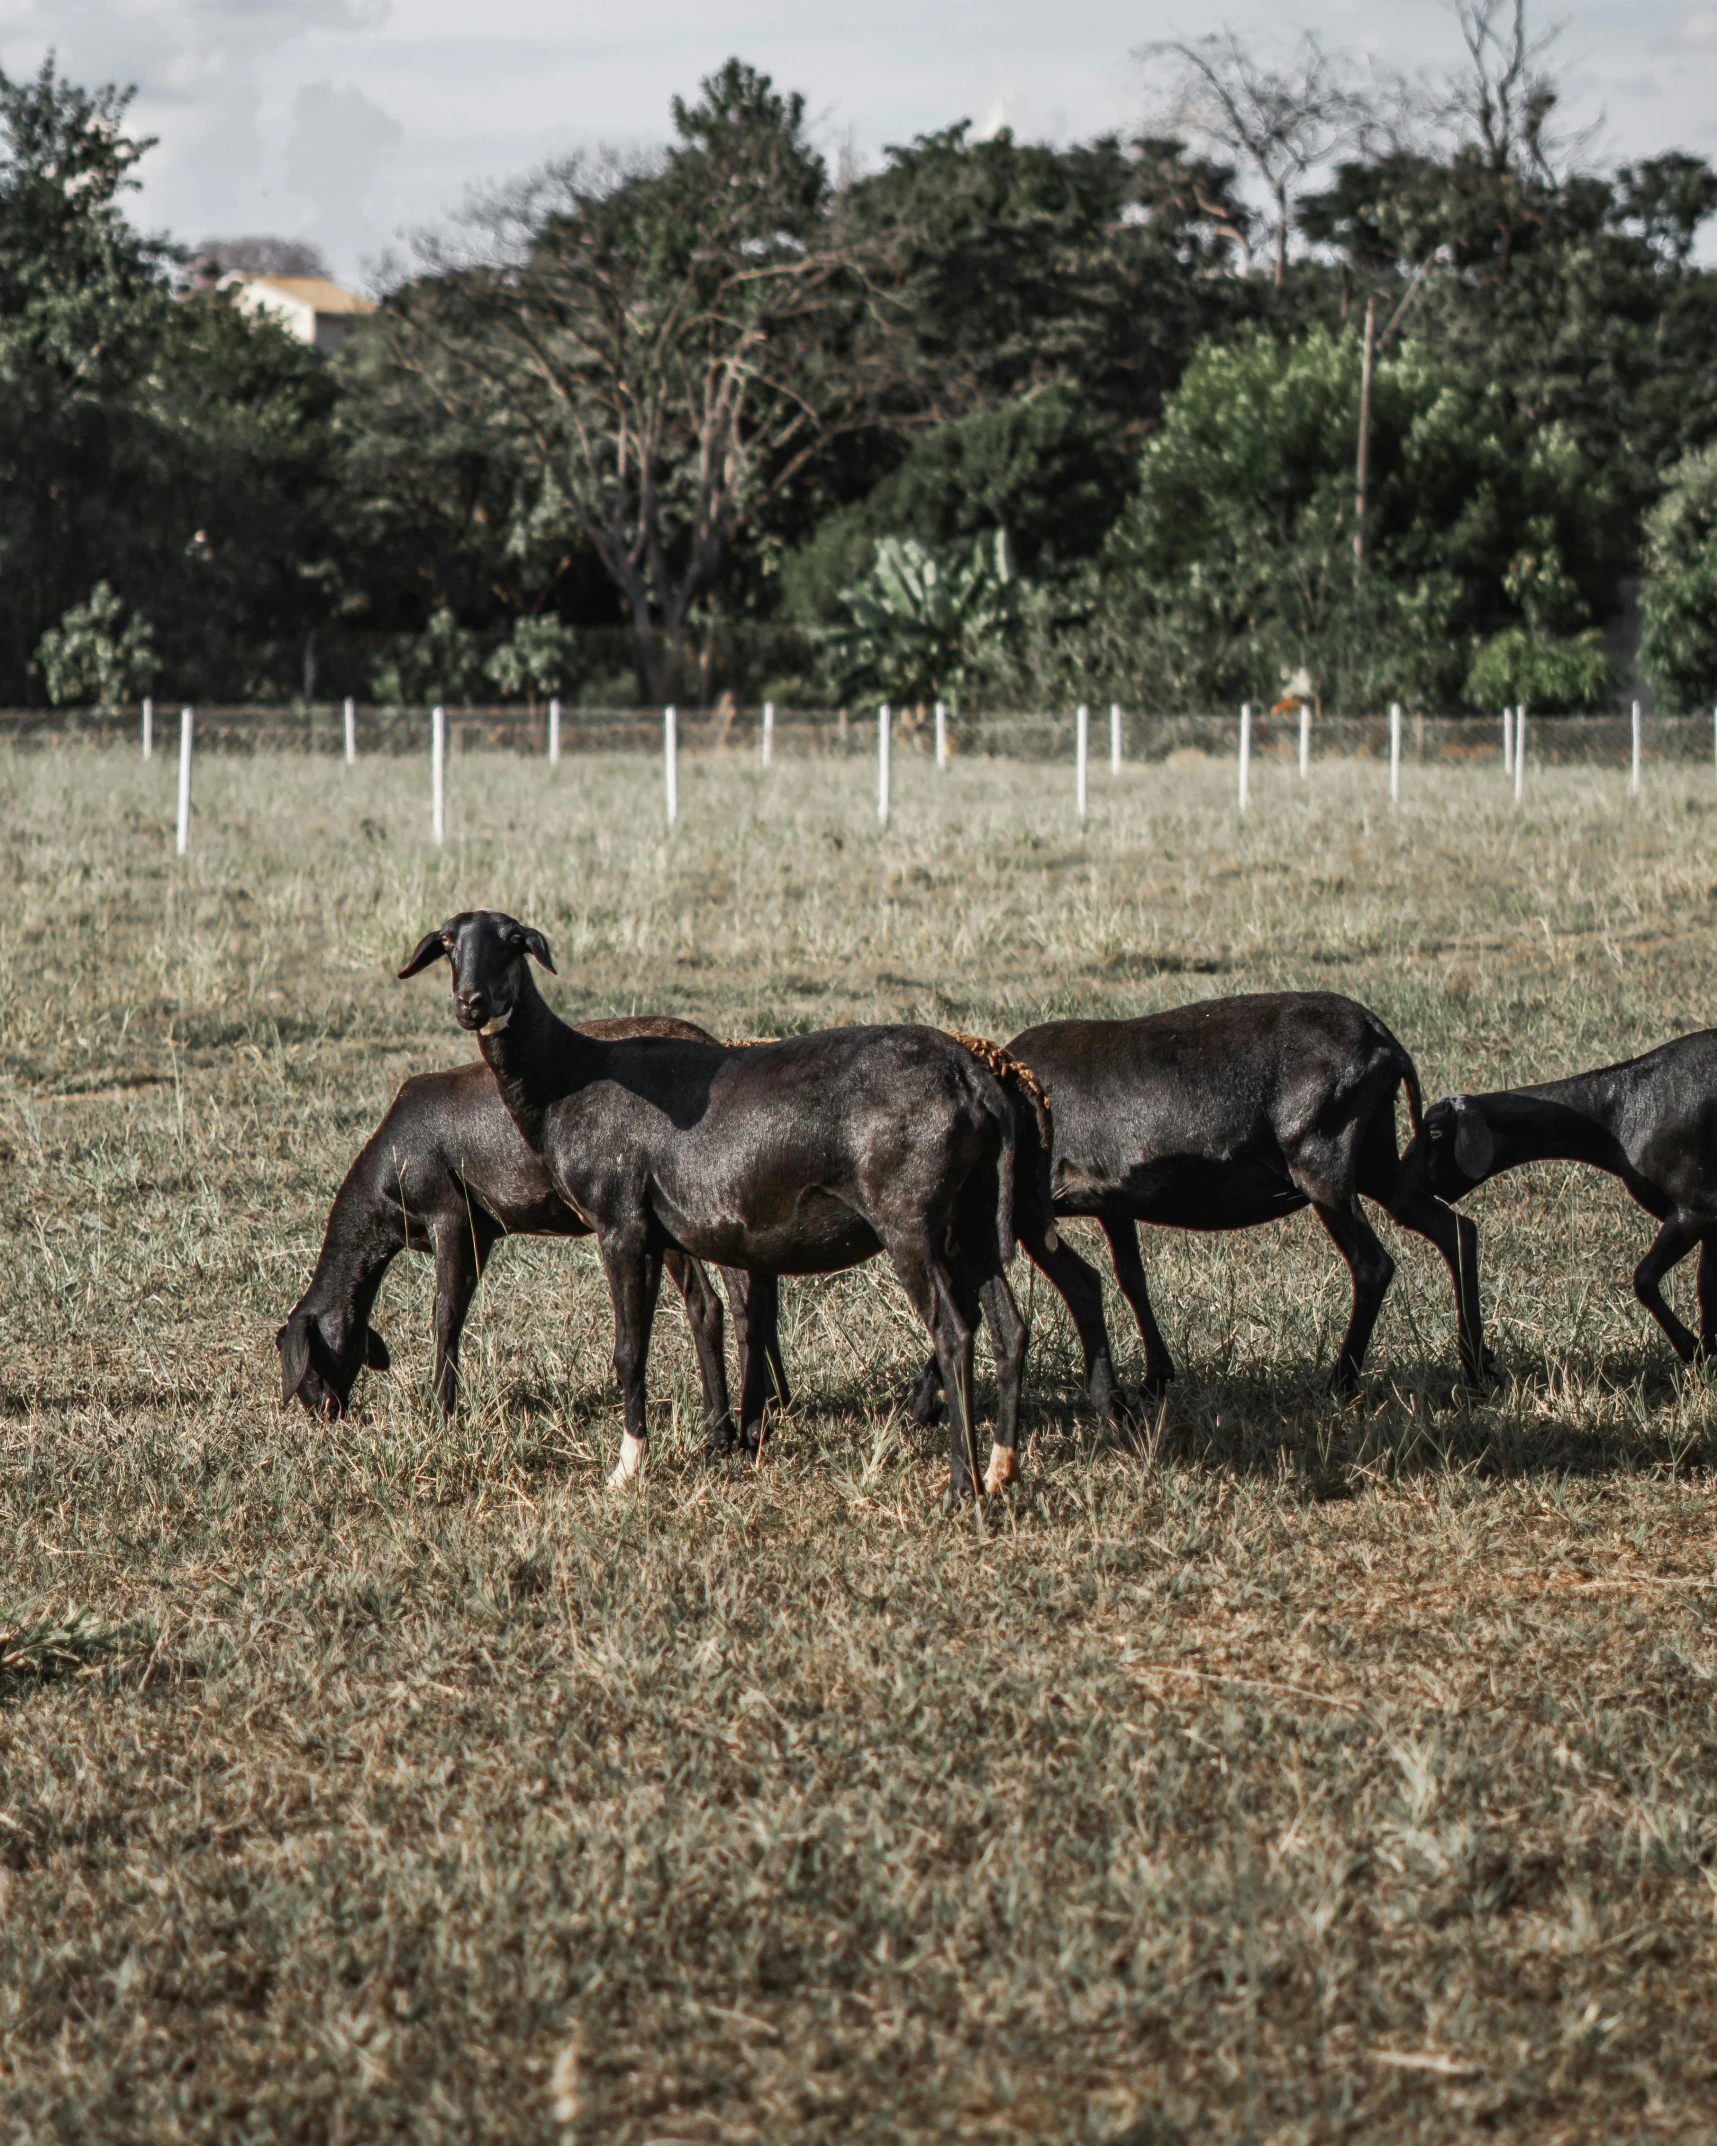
xmin=2 ymin=738 xmax=1716 ymax=2143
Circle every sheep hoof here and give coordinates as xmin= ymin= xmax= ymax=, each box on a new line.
xmin=607 ymin=1432 xmax=647 ymax=1486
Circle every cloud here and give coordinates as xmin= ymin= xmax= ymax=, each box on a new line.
xmin=285 ymin=79 xmax=404 ymax=262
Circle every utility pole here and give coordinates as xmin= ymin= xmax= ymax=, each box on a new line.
xmin=1353 ymin=294 xmax=1376 ymax=572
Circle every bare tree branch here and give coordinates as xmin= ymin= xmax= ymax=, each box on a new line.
xmin=1138 ymin=30 xmax=1368 ymax=286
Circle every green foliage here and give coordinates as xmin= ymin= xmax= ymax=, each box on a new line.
xmin=35 ymin=582 xmax=156 ymax=708
xmin=381 ymin=57 xmax=858 ymax=700
xmin=781 ymin=388 xmax=1128 ymax=627
xmin=1464 ymin=628 xmax=1620 ymax=711
xmin=1639 ymin=444 xmax=1717 ymax=712
xmin=485 ymin=614 xmax=575 ymax=702
xmin=837 ymin=124 xmax=1246 ymax=423
xmin=1094 ymin=325 xmax=1611 ymax=710
xmin=371 ymin=606 xmax=483 ymax=706
xmin=830 ymin=533 xmax=1017 ymax=706
xmin=0 ymin=58 xmax=340 ymax=702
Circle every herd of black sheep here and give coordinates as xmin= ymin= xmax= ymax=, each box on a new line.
xmin=277 ymin=909 xmax=1717 ymax=1499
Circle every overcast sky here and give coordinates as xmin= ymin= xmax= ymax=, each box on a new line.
xmin=3 ymin=1 xmax=1713 ymax=282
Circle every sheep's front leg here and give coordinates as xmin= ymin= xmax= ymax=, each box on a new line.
xmin=431 ymin=1215 xmax=492 ymax=1420
xmin=599 ymin=1223 xmax=662 ymax=1483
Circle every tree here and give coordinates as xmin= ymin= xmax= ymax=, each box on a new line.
xmin=485 ymin=614 xmax=575 ymax=707
xmin=35 ymin=581 xmax=156 ymax=708
xmin=1095 ymin=324 xmax=1611 ymax=709
xmin=187 ymin=235 xmax=330 ymax=287
xmin=383 ymin=59 xmax=876 ymax=701
xmin=0 ymin=57 xmax=344 ymax=701
xmin=780 ymin=386 xmax=1129 ymax=626
xmin=1140 ymin=31 xmax=1366 ymax=287
xmin=836 ymin=123 xmax=1245 ymax=429
xmin=1640 ymin=445 xmax=1717 ymax=712
xmin=370 ymin=606 xmax=483 ymax=706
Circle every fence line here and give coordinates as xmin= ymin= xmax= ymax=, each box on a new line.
xmin=9 ymin=702 xmax=1717 ymax=778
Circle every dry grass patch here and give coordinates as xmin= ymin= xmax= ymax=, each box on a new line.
xmin=2 ymin=742 xmax=1715 ymax=2142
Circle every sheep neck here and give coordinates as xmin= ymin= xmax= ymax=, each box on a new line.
xmin=1476 ymin=1076 xmax=1630 ymax=1178
xmin=475 ymin=969 xmax=597 ymax=1149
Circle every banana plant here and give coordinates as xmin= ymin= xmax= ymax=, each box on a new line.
xmin=832 ymin=530 xmax=1018 ymax=706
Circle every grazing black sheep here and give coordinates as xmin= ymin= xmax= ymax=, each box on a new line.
xmin=400 ymin=911 xmax=1028 ymax=1500
xmin=916 ymin=992 xmax=1485 ymax=1415
xmin=1403 ymin=1031 xmax=1717 ymax=1363
xmin=277 ymin=1017 xmax=787 ymax=1438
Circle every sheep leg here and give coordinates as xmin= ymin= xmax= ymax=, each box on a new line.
xmin=905 ymin=1218 xmax=1124 ymax=1431
xmin=431 ymin=1216 xmax=491 ymax=1421
xmin=889 ymin=1235 xmax=980 ymax=1500
xmin=667 ymin=1250 xmax=733 ymax=1450
xmin=598 ymin=1225 xmax=663 ymax=1482
xmin=1100 ymin=1217 xmax=1176 ymax=1398
xmin=1698 ymin=1237 xmax=1717 ymax=1358
xmin=1311 ymin=1197 xmax=1395 ymax=1393
xmin=1383 ymin=1185 xmax=1490 ymax=1384
xmin=974 ymin=1264 xmax=1028 ymax=1491
xmin=1634 ymin=1215 xmax=1703 ymax=1363
xmin=732 ymin=1270 xmax=785 ymax=1454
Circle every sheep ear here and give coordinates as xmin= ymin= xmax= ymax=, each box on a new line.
xmin=398 ymin=930 xmax=448 ymax=980
xmin=364 ymin=1327 xmax=390 ymax=1371
xmin=278 ymin=1315 xmax=312 ymax=1405
xmin=521 ymin=927 xmax=556 ymax=974
xmin=1452 ymin=1098 xmax=1495 ymax=1179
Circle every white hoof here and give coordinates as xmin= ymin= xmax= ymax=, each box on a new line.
xmin=607 ymin=1432 xmax=646 ymax=1486
xmin=984 ymin=1443 xmax=1018 ymax=1494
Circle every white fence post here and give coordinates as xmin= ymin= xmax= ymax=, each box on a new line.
xmin=1237 ymin=702 xmax=1251 ymax=814
xmin=431 ymin=705 xmax=446 ymax=845
xmin=1503 ymin=706 xmax=1514 ymax=775
xmin=1298 ymin=702 xmax=1310 ymax=780
xmin=1076 ymin=703 xmax=1089 ymax=821
xmin=1389 ymin=701 xmax=1402 ymax=804
xmin=175 ymin=707 xmax=193 ymax=855
xmin=343 ymin=697 xmax=356 ymax=765
xmin=1630 ymin=699 xmax=1641 ymax=797
xmin=141 ymin=696 xmax=153 ymax=762
xmin=934 ymin=700 xmax=947 ymax=770
xmin=1109 ymin=701 xmax=1122 ymax=776
xmin=1514 ymin=706 xmax=1527 ymax=803
xmin=877 ymin=703 xmax=891 ymax=826
xmin=761 ymin=700 xmax=774 ymax=769
xmin=548 ymin=697 xmax=561 ymax=767
xmin=664 ymin=705 xmax=678 ymax=828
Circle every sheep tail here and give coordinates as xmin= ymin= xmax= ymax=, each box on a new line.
xmin=1393 ymin=1040 xmax=1425 ymax=1136
xmin=949 ymin=1032 xmax=1054 ymax=1267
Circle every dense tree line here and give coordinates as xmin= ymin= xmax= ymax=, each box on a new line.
xmin=6 ymin=4 xmax=1717 ymax=714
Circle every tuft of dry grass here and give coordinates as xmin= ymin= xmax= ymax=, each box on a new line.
xmin=2 ymin=739 xmax=1716 ymax=2143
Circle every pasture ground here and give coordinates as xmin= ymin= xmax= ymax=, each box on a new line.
xmin=2 ymin=740 xmax=1716 ymax=2144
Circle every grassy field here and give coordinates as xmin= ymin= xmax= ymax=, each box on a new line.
xmin=2 ymin=737 xmax=1716 ymax=2144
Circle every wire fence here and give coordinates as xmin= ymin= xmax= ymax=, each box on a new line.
xmin=4 ymin=701 xmax=1714 ymax=767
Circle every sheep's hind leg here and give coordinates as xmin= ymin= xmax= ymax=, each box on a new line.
xmin=668 ymin=1251 xmax=732 ymax=1452
xmin=1101 ymin=1217 xmax=1175 ymax=1401
xmin=1697 ymin=1235 xmax=1717 ymax=1359
xmin=732 ymin=1270 xmax=784 ymax=1457
xmin=1311 ymin=1197 xmax=1395 ymax=1393
xmin=1634 ymin=1215 xmax=1703 ymax=1364
xmin=889 ymin=1235 xmax=980 ymax=1502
